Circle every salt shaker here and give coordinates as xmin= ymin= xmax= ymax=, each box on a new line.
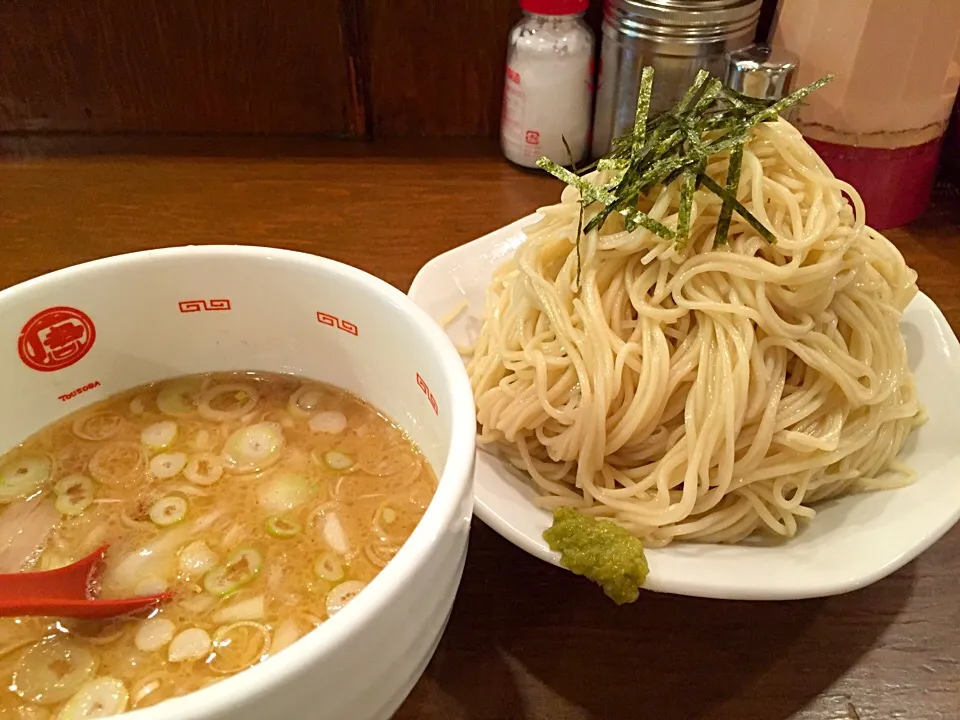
xmin=500 ymin=0 xmax=595 ymax=169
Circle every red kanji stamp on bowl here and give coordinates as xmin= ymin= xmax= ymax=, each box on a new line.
xmin=18 ymin=306 xmax=96 ymax=372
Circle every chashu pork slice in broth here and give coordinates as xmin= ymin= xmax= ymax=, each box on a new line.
xmin=101 ymin=511 xmax=222 ymax=595
xmin=0 ymin=494 xmax=59 ymax=572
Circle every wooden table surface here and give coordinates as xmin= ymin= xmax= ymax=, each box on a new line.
xmin=2 ymin=141 xmax=959 ymax=720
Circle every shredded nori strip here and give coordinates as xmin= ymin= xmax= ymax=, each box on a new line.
xmin=715 ymin=145 xmax=743 ymax=245
xmin=676 ymin=171 xmax=696 ymax=247
xmin=561 ymin=134 xmax=586 ymax=290
xmin=536 ymin=68 xmax=833 ymax=252
xmin=697 ymin=173 xmax=775 ymax=244
xmin=631 ymin=66 xmax=654 ymax=164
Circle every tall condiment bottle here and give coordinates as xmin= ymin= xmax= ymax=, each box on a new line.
xmin=500 ymin=0 xmax=596 ymax=168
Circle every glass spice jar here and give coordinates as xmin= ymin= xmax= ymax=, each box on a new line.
xmin=501 ymin=0 xmax=596 ymax=169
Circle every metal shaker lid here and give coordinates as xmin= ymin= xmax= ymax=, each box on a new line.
xmin=724 ymin=43 xmax=799 ymax=101
xmin=613 ymin=0 xmax=762 ymax=26
xmin=607 ymin=0 xmax=763 ymax=40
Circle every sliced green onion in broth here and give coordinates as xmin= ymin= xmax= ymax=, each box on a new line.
xmin=149 ymin=496 xmax=188 ymax=526
xmin=54 ymin=474 xmax=95 ymax=516
xmin=266 ymin=516 xmax=302 ymax=538
xmin=0 ymin=455 xmax=52 ymax=501
xmin=222 ymin=423 xmax=284 ymax=474
xmin=203 ymin=548 xmax=263 ymax=596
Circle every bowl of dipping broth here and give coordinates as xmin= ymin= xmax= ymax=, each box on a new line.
xmin=0 ymin=246 xmax=476 ymax=720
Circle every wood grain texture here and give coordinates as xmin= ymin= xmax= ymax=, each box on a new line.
xmin=339 ymin=0 xmax=373 ymax=138
xmin=0 ymin=0 xmax=351 ymax=134
xmin=1 ymin=147 xmax=958 ymax=720
xmin=363 ymin=0 xmax=522 ymax=137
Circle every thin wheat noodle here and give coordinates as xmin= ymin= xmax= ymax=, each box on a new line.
xmin=463 ymin=118 xmax=923 ymax=547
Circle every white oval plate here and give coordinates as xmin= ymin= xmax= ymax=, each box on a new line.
xmin=409 ymin=214 xmax=960 ymax=600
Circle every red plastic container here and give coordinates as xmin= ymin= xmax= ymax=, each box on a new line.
xmin=807 ymin=137 xmax=944 ymax=230
xmin=773 ymin=0 xmax=960 ymax=229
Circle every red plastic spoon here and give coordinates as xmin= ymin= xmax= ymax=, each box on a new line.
xmin=0 ymin=545 xmax=171 ymax=619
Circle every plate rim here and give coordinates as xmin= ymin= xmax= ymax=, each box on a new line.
xmin=409 ymin=219 xmax=960 ymax=600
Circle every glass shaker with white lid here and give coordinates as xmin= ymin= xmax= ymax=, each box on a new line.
xmin=500 ymin=0 xmax=596 ymax=168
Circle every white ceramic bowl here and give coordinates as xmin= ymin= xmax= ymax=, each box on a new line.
xmin=0 ymin=246 xmax=477 ymax=720
xmin=409 ymin=213 xmax=960 ymax=601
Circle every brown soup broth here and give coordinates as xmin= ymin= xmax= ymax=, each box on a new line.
xmin=0 ymin=371 xmax=438 ymax=717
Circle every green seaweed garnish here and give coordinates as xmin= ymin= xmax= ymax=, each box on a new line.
xmin=544 ymin=506 xmax=649 ymax=605
xmin=561 ymin=134 xmax=585 ymax=291
xmin=676 ymin=170 xmax=697 ymax=248
xmin=697 ymin=173 xmax=776 ymax=244
xmin=537 ymin=68 xmax=833 ymax=253
xmin=715 ymin=144 xmax=743 ymax=244
xmin=631 ymin=66 xmax=655 ymax=163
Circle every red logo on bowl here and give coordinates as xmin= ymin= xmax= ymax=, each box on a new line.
xmin=416 ymin=372 xmax=439 ymax=416
xmin=18 ymin=306 xmax=96 ymax=372
xmin=316 ymin=312 xmax=359 ymax=336
xmin=525 ymin=130 xmax=540 ymax=145
xmin=178 ymin=298 xmax=231 ymax=313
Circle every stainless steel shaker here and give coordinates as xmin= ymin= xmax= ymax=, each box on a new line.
xmin=724 ymin=43 xmax=799 ymax=101
xmin=591 ymin=0 xmax=763 ymax=157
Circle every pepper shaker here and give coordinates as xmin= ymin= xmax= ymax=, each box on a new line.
xmin=592 ymin=0 xmax=763 ymax=157
xmin=724 ymin=43 xmax=798 ymax=102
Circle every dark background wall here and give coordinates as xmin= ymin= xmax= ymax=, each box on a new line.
xmin=0 ymin=0 xmax=778 ymax=139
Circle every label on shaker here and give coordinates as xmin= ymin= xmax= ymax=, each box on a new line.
xmin=501 ymin=67 xmax=531 ymax=157
xmin=500 ymin=61 xmax=591 ymax=169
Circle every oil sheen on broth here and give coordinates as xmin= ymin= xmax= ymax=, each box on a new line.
xmin=0 ymin=372 xmax=438 ymax=717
